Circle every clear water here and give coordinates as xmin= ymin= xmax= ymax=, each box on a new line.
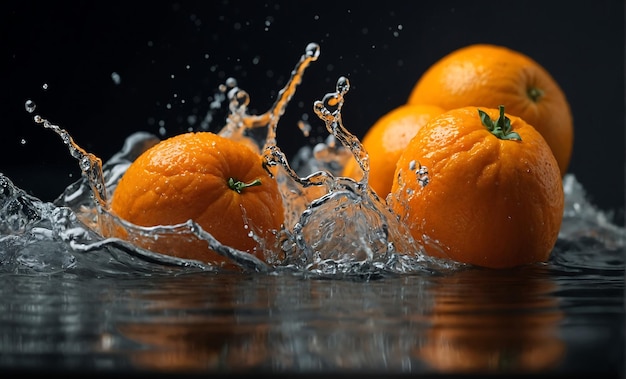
xmin=0 ymin=43 xmax=624 ymax=376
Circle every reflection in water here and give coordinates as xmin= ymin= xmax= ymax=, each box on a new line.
xmin=115 ymin=273 xmax=435 ymax=372
xmin=417 ymin=266 xmax=565 ymax=373
xmin=116 ymin=273 xmax=269 ymax=371
xmin=112 ymin=267 xmax=566 ymax=374
xmin=118 ymin=318 xmax=269 ymax=371
xmin=0 ymin=252 xmax=619 ymax=375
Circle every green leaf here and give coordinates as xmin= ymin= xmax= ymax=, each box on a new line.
xmin=478 ymin=105 xmax=522 ymax=141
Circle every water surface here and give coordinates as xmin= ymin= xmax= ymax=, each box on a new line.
xmin=0 ymin=184 xmax=623 ymax=376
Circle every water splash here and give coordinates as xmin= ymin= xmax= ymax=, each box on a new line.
xmin=216 ymin=42 xmax=321 ymax=153
xmin=30 ymin=113 xmax=108 ymax=210
xmin=4 ymin=43 xmax=622 ymax=278
xmin=15 ymin=43 xmax=451 ymax=276
xmin=276 ymin=76 xmax=443 ymax=275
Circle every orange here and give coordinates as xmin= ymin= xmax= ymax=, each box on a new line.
xmin=389 ymin=106 xmax=564 ymax=269
xmin=408 ymin=43 xmax=573 ymax=175
xmin=342 ymin=104 xmax=444 ymax=197
xmin=109 ymin=132 xmax=285 ymax=268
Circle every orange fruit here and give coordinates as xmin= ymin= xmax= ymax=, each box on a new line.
xmin=109 ymin=131 xmax=285 ymax=267
xmin=342 ymin=104 xmax=444 ymax=197
xmin=408 ymin=43 xmax=573 ymax=175
xmin=389 ymin=106 xmax=564 ymax=269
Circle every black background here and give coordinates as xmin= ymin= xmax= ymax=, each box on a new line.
xmin=2 ymin=0 xmax=624 ymax=225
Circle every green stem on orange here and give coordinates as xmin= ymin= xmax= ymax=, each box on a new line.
xmin=478 ymin=105 xmax=522 ymax=141
xmin=527 ymin=86 xmax=544 ymax=102
xmin=228 ymin=177 xmax=262 ymax=193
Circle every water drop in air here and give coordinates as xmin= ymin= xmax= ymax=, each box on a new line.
xmin=111 ymin=72 xmax=121 ymax=85
xmin=25 ymin=100 xmax=36 ymax=113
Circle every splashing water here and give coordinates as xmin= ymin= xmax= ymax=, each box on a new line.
xmin=2 ymin=43 xmax=623 ymax=278
xmin=277 ymin=76 xmax=440 ymax=275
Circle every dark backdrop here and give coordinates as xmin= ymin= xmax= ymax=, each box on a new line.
xmin=2 ymin=0 xmax=624 ymax=225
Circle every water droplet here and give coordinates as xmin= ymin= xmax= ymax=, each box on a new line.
xmin=419 ymin=176 xmax=429 ymax=187
xmin=20 ymin=139 xmax=27 ymax=145
xmin=42 ymin=83 xmax=48 ymax=90
xmin=80 ymin=157 xmax=91 ymax=171
xmin=111 ymin=72 xmax=121 ymax=85
xmin=231 ymin=89 xmax=250 ymax=108
xmin=305 ymin=42 xmax=321 ymax=60
xmin=25 ymin=100 xmax=36 ymax=113
xmin=225 ymin=77 xmax=238 ymax=89
xmin=336 ymin=76 xmax=350 ymax=95
xmin=298 ymin=120 xmax=311 ymax=137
